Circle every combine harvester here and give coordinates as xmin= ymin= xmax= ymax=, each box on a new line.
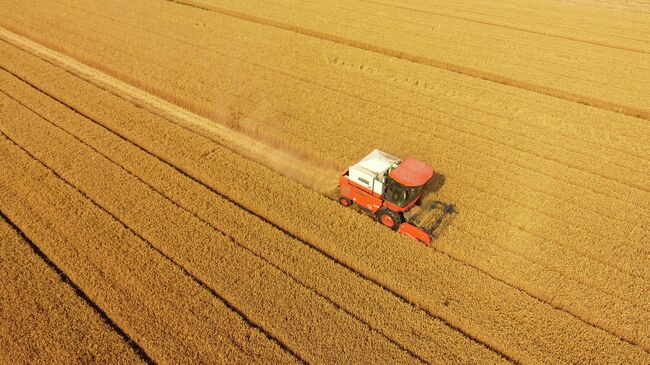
xmin=338 ymin=149 xmax=455 ymax=245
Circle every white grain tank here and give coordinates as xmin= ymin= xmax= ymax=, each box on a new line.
xmin=348 ymin=149 xmax=401 ymax=195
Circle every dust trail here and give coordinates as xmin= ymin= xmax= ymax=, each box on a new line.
xmin=0 ymin=26 xmax=340 ymax=193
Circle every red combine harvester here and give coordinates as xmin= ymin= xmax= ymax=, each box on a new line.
xmin=338 ymin=149 xmax=455 ymax=244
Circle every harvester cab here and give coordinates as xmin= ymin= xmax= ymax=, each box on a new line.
xmin=338 ymin=149 xmax=455 ymax=245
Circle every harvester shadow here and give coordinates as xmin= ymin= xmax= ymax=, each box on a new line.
xmin=422 ymin=171 xmax=446 ymax=196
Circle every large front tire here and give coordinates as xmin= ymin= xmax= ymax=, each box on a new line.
xmin=339 ymin=196 xmax=353 ymax=207
xmin=377 ymin=209 xmax=402 ymax=230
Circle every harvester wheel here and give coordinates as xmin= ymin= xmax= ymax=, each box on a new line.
xmin=339 ymin=197 xmax=352 ymax=207
xmin=377 ymin=209 xmax=402 ymax=230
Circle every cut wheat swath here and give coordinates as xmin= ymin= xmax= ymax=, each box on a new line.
xmin=0 ymin=24 xmax=338 ymax=193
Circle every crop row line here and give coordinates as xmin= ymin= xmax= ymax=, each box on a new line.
xmin=461 ymin=205 xmax=650 ymax=312
xmin=363 ymin=0 xmax=650 ymax=43
xmin=164 ymin=0 xmax=650 ymax=121
xmin=0 ymin=47 xmax=517 ymax=363
xmin=77 ymin=2 xmax=650 ymax=175
xmin=7 ymin=29 xmax=646 ymax=357
xmin=15 ymin=6 xmax=650 ymax=205
xmin=0 ymin=81 xmax=430 ymax=364
xmin=63 ymin=10 xmax=650 ymax=216
xmin=0 ymin=207 xmax=154 ymax=364
xmin=12 ymin=42 xmax=639 ymax=358
xmin=0 ymin=128 xmax=307 ymax=365
xmin=299 ymin=0 xmax=650 ymax=78
xmin=54 ymin=0 xmax=650 ymax=156
xmin=355 ymin=0 xmax=650 ymax=55
xmin=324 ymin=194 xmax=650 ymax=352
xmin=333 ymin=62 xmax=650 ymax=175
xmin=217 ymin=0 xmax=650 ymax=86
xmin=3 ymin=22 xmax=644 ymax=328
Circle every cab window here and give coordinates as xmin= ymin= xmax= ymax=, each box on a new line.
xmin=385 ymin=178 xmax=422 ymax=207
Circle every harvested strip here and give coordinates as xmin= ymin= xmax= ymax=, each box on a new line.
xmin=1 ymin=31 xmax=646 ymax=363
xmin=0 ymin=81 xmax=419 ymax=364
xmin=0 ymin=61 xmax=506 ymax=363
xmin=0 ymin=216 xmax=144 ymax=365
xmin=0 ymin=138 xmax=297 ymax=364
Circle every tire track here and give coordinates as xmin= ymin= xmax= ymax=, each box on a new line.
xmin=3 ymin=41 xmax=641 ymax=361
xmin=0 ymin=83 xmax=432 ymax=365
xmin=5 ymin=7 xmax=649 ymax=223
xmin=52 ymin=0 xmax=650 ymax=159
xmin=164 ymin=0 xmax=650 ymax=121
xmin=1 ymin=25 xmax=645 ymax=361
xmin=358 ymin=0 xmax=650 ymax=55
xmin=0 ymin=130 xmax=307 ymax=365
xmin=39 ymin=3 xmax=650 ymax=216
xmin=0 ymin=68 xmax=509 ymax=364
xmin=325 ymin=197 xmax=650 ymax=353
xmin=0 ymin=44 xmax=516 ymax=364
xmin=0 ymin=23 xmax=338 ymax=193
xmin=0 ymin=209 xmax=155 ymax=365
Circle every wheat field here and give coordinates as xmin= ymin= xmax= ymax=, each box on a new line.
xmin=0 ymin=0 xmax=649 ymax=363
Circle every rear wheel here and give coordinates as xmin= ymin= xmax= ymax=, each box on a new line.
xmin=377 ymin=209 xmax=402 ymax=230
xmin=339 ymin=196 xmax=352 ymax=207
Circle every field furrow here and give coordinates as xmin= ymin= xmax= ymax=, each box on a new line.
xmin=1 ymin=0 xmax=649 ymax=362
xmin=354 ymin=0 xmax=650 ymax=54
xmin=0 ymin=31 xmax=646 ymax=363
xmin=6 ymin=0 xmax=650 ymax=185
xmin=24 ymin=0 xmax=650 ymax=204
xmin=0 ymin=135 xmax=297 ymax=364
xmin=0 ymin=73 xmax=428 ymax=364
xmin=1 ymin=1 xmax=649 ymax=341
xmin=0 ymin=59 xmax=508 ymax=364
xmin=2 ymin=0 xmax=649 ymax=274
xmin=0 ymin=214 xmax=145 ymax=365
xmin=172 ymin=0 xmax=650 ymax=119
